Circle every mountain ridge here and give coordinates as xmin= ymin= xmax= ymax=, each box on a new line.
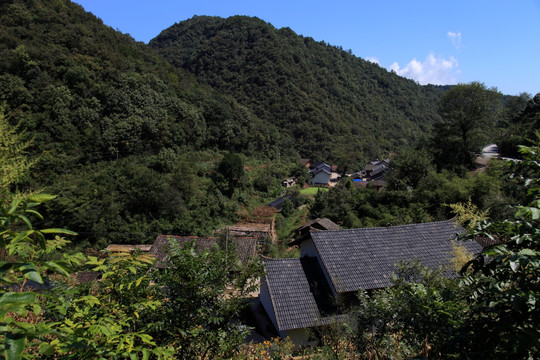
xmin=150 ymin=15 xmax=447 ymax=165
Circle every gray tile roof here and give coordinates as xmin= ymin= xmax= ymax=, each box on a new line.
xmin=263 ymin=258 xmax=344 ymax=331
xmin=289 ymin=218 xmax=341 ymax=246
xmin=298 ymin=218 xmax=341 ymax=232
xmin=151 ymin=235 xmax=258 ymax=268
xmin=311 ymin=220 xmax=482 ymax=293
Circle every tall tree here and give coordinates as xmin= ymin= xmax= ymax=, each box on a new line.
xmin=431 ymin=82 xmax=502 ymax=171
xmin=216 ymin=152 xmax=244 ymax=197
xmin=460 ymin=140 xmax=540 ymax=359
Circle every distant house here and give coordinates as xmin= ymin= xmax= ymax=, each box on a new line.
xmin=352 ymin=179 xmax=386 ymax=192
xmin=259 ymin=220 xmax=482 ymax=345
xmin=308 ymin=161 xmax=328 ymax=171
xmin=350 ymin=171 xmax=366 ymax=180
xmin=364 ymin=158 xmax=389 ymax=181
xmin=150 ymin=235 xmax=258 ymax=268
xmin=308 ymin=162 xmax=332 ymax=186
xmin=289 ymin=218 xmax=341 ymax=246
xmin=267 ymin=195 xmax=292 ymax=211
xmin=215 ymin=221 xmax=275 ymax=244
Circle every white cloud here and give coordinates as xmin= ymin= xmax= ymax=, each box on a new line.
xmin=388 ymin=53 xmax=459 ymax=85
xmin=365 ymin=56 xmax=380 ymax=65
xmin=447 ymin=31 xmax=461 ymax=50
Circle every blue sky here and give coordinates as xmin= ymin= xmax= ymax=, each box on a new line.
xmin=74 ymin=0 xmax=540 ymax=96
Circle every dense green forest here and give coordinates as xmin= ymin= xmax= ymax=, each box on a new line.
xmin=0 ymin=0 xmax=280 ymax=245
xmin=150 ymin=15 xmax=448 ymax=165
xmin=0 ymin=0 xmax=534 ymax=246
xmin=0 ymin=0 xmax=448 ymax=245
xmin=1 ymin=0 xmax=539 ymax=358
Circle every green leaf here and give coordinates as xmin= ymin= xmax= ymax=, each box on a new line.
xmin=0 ymin=292 xmax=36 ymax=305
xmin=36 ymin=231 xmax=46 ymax=249
xmin=32 ymin=304 xmax=41 ymax=315
xmin=44 ymin=261 xmax=71 ymax=277
xmin=518 ymin=249 xmax=537 ymax=256
xmin=16 ymin=215 xmax=32 ymax=230
xmin=19 ymin=263 xmax=43 ymax=284
xmin=141 ymin=349 xmax=150 ymax=360
xmin=38 ymin=343 xmax=56 ymax=356
xmin=138 ymin=334 xmax=156 ymax=346
xmin=8 ymin=198 xmax=22 ymax=216
xmin=40 ymin=228 xmax=78 ymax=236
xmin=10 ymin=230 xmax=33 ymax=245
xmin=516 ymin=206 xmax=540 ymax=220
xmin=27 ymin=194 xmax=57 ymax=203
xmin=23 ymin=209 xmax=43 ymax=220
xmin=5 ymin=333 xmax=25 ymax=360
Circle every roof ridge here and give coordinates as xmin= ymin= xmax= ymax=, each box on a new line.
xmin=311 ymin=219 xmax=459 ymax=234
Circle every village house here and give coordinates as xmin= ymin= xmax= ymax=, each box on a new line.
xmin=150 ymin=235 xmax=258 ymax=268
xmin=364 ymin=158 xmax=390 ymax=181
xmin=289 ymin=218 xmax=341 ymax=245
xmin=308 ymin=162 xmax=332 ymax=186
xmin=259 ymin=220 xmax=482 ymax=345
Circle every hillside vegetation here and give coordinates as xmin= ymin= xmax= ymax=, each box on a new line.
xmin=0 ymin=0 xmax=280 ymax=244
xmin=0 ymin=0 xmax=449 ymax=245
xmin=150 ymin=15 xmax=448 ymax=165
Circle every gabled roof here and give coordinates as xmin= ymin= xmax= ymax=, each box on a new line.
xmin=310 ymin=167 xmax=331 ymax=176
xmin=297 ymin=218 xmax=341 ymax=233
xmin=151 ymin=235 xmax=258 ymax=267
xmin=310 ymin=220 xmax=482 ymax=293
xmin=289 ymin=218 xmax=341 ymax=246
xmin=309 ymin=160 xmax=327 ymax=170
xmin=263 ymin=257 xmax=344 ymax=331
xmin=267 ymin=195 xmax=292 ymax=210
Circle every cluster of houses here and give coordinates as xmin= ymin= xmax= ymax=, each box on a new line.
xmin=100 ymin=216 xmax=483 ymax=347
xmin=286 ymin=158 xmax=390 ymax=189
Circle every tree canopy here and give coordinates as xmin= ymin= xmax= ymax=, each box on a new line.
xmin=431 ymin=82 xmax=503 ymax=171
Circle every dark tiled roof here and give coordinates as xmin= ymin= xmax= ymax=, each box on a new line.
xmin=263 ymin=258 xmax=343 ymax=331
xmin=289 ymin=218 xmax=341 ymax=246
xmin=297 ymin=218 xmax=341 ymax=233
xmin=311 ymin=220 xmax=482 ymax=293
xmin=309 ymin=161 xmax=327 ymax=170
xmin=311 ymin=167 xmax=331 ymax=176
xmin=267 ymin=195 xmax=292 ymax=210
xmin=151 ymin=235 xmax=258 ymax=267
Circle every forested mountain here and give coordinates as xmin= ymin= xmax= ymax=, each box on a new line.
xmin=0 ymin=0 xmax=278 ymax=244
xmin=0 ymin=0 xmax=275 ymax=178
xmin=150 ymin=15 xmax=446 ymax=165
